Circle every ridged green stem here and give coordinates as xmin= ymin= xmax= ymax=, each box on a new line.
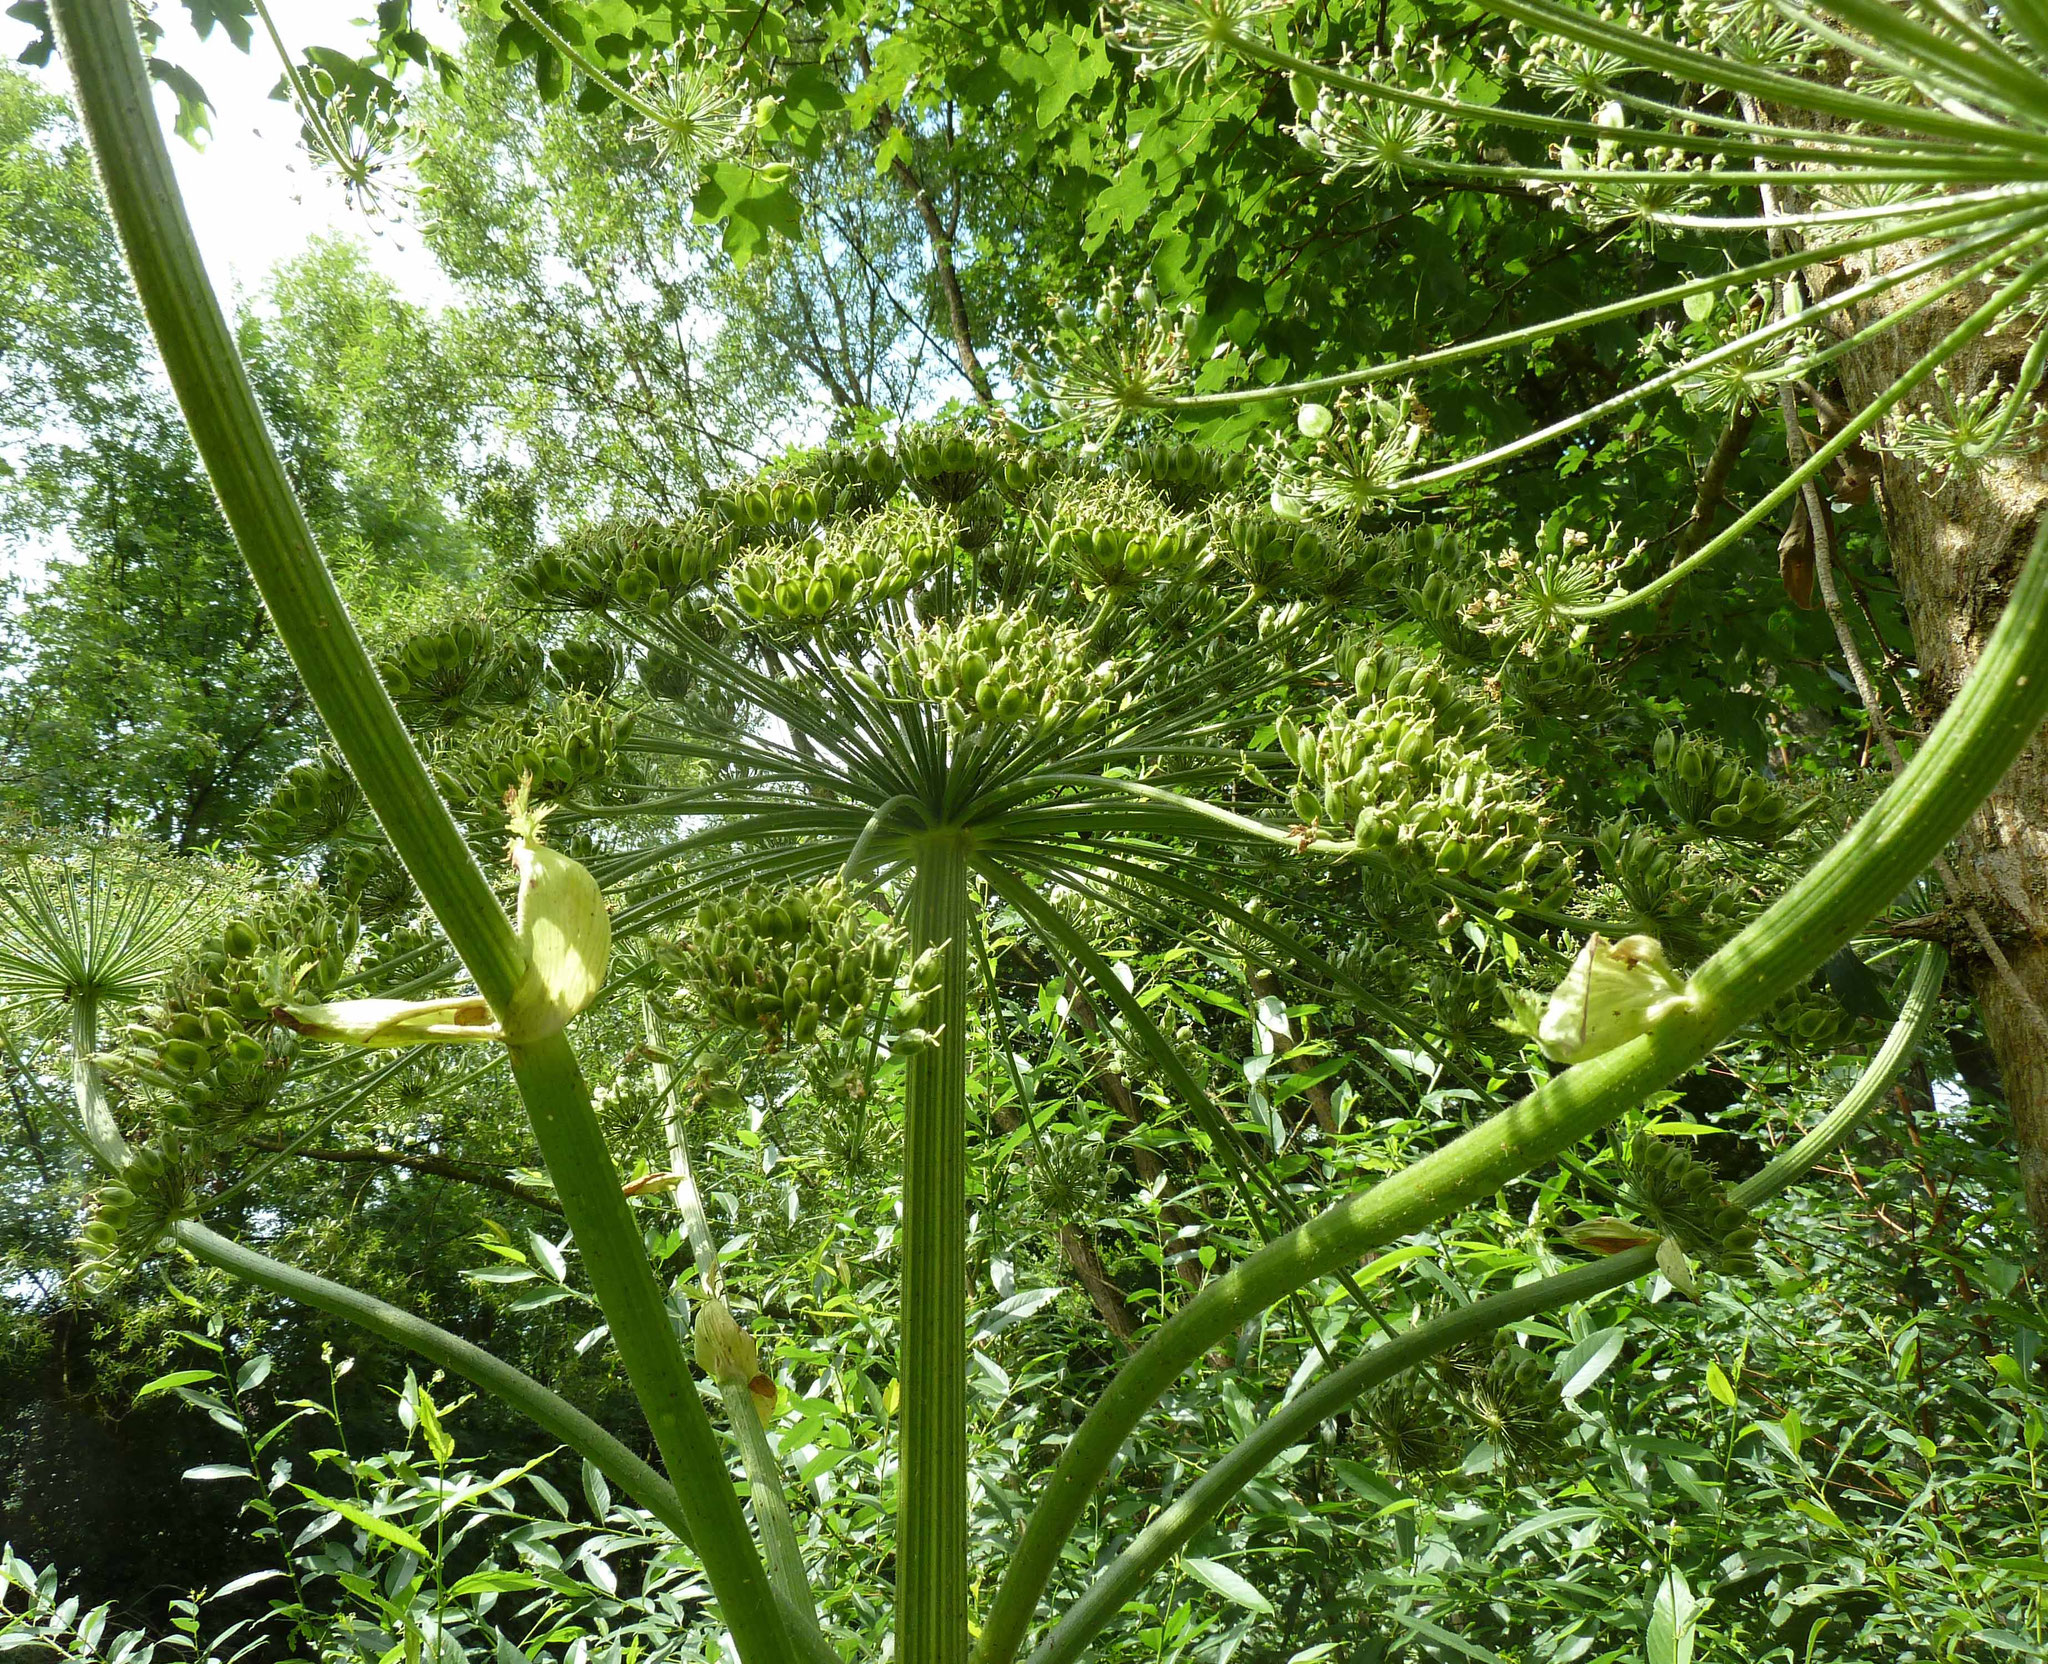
xmin=70 ymin=997 xmax=126 ymax=1168
xmin=1024 ymin=944 xmax=1946 ymax=1664
xmin=973 ymin=532 xmax=2048 ymax=1664
xmin=48 ymin=7 xmax=790 ymax=1659
xmin=900 ymin=834 xmax=972 ymax=1664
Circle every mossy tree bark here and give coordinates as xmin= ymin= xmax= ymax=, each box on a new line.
xmin=1820 ymin=240 xmax=2048 ymax=1239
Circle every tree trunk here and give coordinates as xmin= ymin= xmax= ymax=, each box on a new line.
xmin=1822 ymin=240 xmax=2048 ymax=1239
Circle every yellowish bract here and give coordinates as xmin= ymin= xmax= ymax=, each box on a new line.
xmin=1537 ymin=933 xmax=1687 ymax=1064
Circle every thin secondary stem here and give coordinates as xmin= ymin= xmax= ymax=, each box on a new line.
xmin=643 ymin=1006 xmax=834 ymax=1664
xmin=1026 ymin=943 xmax=1945 ymax=1664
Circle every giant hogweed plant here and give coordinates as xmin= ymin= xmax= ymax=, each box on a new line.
xmin=30 ymin=3 xmax=2048 ymax=1663
xmin=1053 ymin=0 xmax=2048 ymax=616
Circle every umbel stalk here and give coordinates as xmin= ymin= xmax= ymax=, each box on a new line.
xmin=900 ymin=834 xmax=973 ymax=1664
xmin=47 ymin=5 xmax=795 ymax=1661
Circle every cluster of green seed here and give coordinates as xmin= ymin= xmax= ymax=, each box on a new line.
xmin=430 ymin=697 xmax=631 ymax=808
xmin=1214 ymin=511 xmax=1384 ymax=600
xmin=99 ymin=898 xmax=351 ymax=1131
xmin=76 ymin=1138 xmax=198 ymax=1287
xmin=897 ymin=421 xmax=1008 ymax=505
xmin=1590 ymin=822 xmax=1746 ymax=959
xmin=1277 ymin=657 xmax=1569 ymax=903
xmin=1361 ymin=1339 xmax=1575 ymax=1485
xmin=1757 ymin=979 xmax=1857 ymax=1051
xmin=673 ymin=880 xmax=903 ymax=1048
xmin=729 ymin=500 xmax=956 ymax=624
xmin=1044 ymin=520 xmax=1207 ymax=589
xmin=709 ymin=475 xmax=875 ymax=530
xmin=1621 ymin=1132 xmax=1761 ymax=1275
xmin=1025 ymin=1133 xmax=1110 ymax=1223
xmin=1653 ymin=730 xmax=1805 ymax=843
xmin=549 ymin=636 xmax=628 ymax=697
xmin=891 ymin=940 xmax=950 ymax=1053
xmin=1464 ymin=1345 xmax=1576 ymax=1479
xmin=336 ymin=841 xmax=416 ymax=922
xmin=378 ymin=619 xmax=544 ymax=714
xmin=1360 ymin=1375 xmax=1463 ymax=1479
xmin=1121 ymin=441 xmax=1243 ymax=509
xmin=246 ymin=752 xmax=364 ymax=854
xmin=893 ymin=610 xmax=1116 ymax=739
xmin=995 ymin=451 xmax=1061 ymax=496
xmin=513 ymin=517 xmax=735 ymax=613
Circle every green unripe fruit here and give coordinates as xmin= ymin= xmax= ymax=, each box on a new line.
xmin=162 ymin=1038 xmax=210 ymax=1075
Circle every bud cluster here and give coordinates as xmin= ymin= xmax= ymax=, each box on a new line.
xmin=672 ymin=879 xmax=903 ymax=1048
xmin=1277 ymin=652 xmax=1570 ymax=904
xmin=893 ymin=609 xmax=1117 ymax=739
xmin=729 ymin=499 xmax=956 ymax=624
xmin=76 ymin=1137 xmax=199 ymax=1287
xmin=1652 ymin=730 xmax=1805 ymax=843
xmin=1621 ymin=1132 xmax=1760 ymax=1275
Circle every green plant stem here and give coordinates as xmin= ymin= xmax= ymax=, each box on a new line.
xmin=1150 ymin=193 xmax=2019 ymax=411
xmin=972 ymin=528 xmax=2048 ymax=1664
xmin=644 ymin=1008 xmax=834 ymax=1664
xmin=1024 ymin=943 xmax=1945 ymax=1664
xmin=70 ymin=997 xmax=125 ymax=1168
xmin=900 ymin=833 xmax=972 ymax=1664
xmin=172 ymin=1218 xmax=695 ymax=1539
xmin=48 ymin=7 xmax=791 ymax=1659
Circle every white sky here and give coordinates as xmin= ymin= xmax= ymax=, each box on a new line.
xmin=4 ymin=0 xmax=453 ymax=307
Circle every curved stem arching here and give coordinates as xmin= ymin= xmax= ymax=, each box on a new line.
xmin=972 ymin=524 xmax=2048 ymax=1664
xmin=1023 ymin=944 xmax=1946 ymax=1664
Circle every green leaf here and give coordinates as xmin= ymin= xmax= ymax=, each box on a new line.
xmin=1647 ymin=1568 xmax=1697 ymax=1664
xmin=1181 ymin=1557 xmax=1273 ymax=1614
xmin=448 ymin=1570 xmax=549 ymax=1597
xmin=135 ymin=1369 xmax=216 ymax=1400
xmin=1557 ymin=1327 xmax=1627 ymax=1400
xmin=296 ymin=1489 xmax=431 ymax=1557
xmin=1705 ymin=1360 xmax=1737 ymax=1409
xmin=1389 ymin=1612 xmax=1508 ymax=1664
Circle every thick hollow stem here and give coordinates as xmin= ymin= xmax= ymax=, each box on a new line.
xmin=973 ymin=532 xmax=2048 ymax=1664
xmin=48 ymin=7 xmax=790 ymax=1659
xmin=900 ymin=834 xmax=972 ymax=1664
